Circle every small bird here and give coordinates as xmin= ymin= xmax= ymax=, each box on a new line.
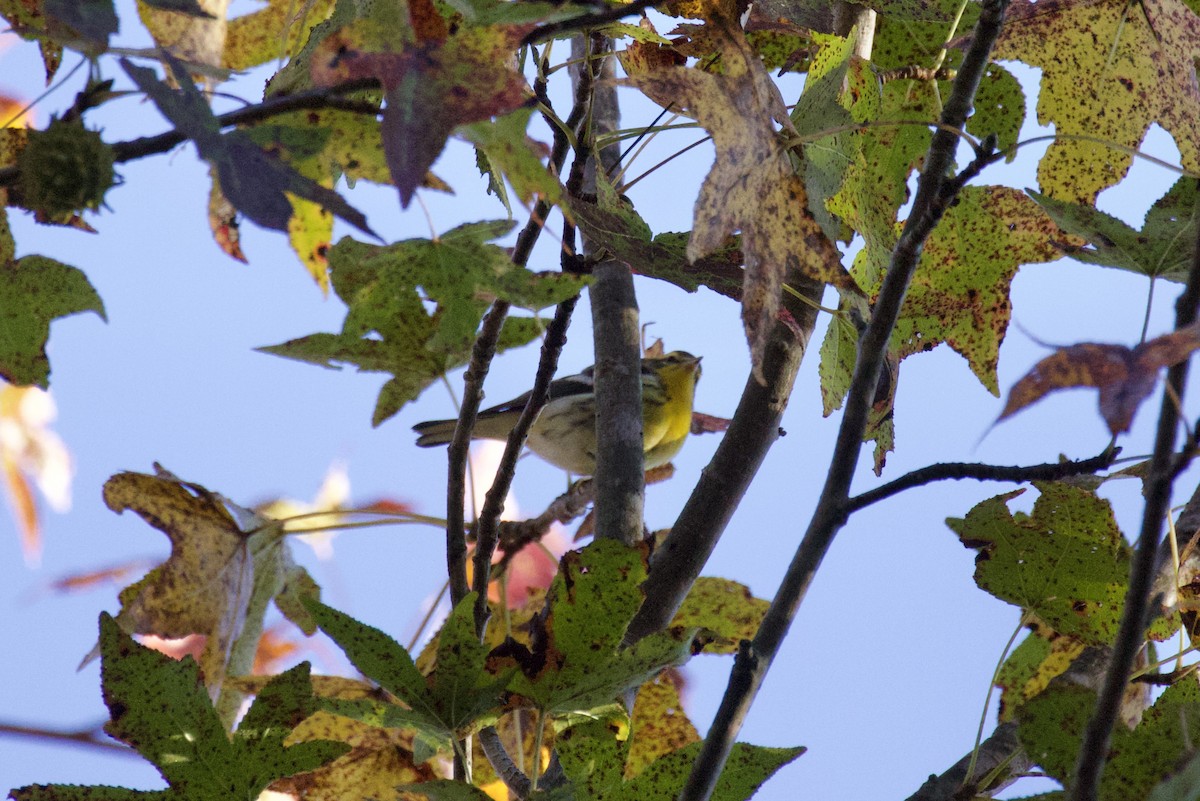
xmin=412 ymin=351 xmax=702 ymax=476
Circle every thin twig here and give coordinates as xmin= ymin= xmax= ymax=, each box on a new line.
xmin=843 ymin=448 xmax=1118 ymax=514
xmin=0 ymin=78 xmax=381 ymax=188
xmin=520 ymin=0 xmax=662 ymax=46
xmin=468 ymin=35 xmax=600 ymax=639
xmin=1068 ymin=179 xmax=1200 ymax=801
xmin=0 ymin=722 xmax=134 ymax=755
xmin=674 ymin=1 xmax=1010 ymax=798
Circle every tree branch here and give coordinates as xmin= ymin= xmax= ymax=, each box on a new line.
xmin=904 ymin=722 xmax=1031 ymax=801
xmin=0 ymin=78 xmax=381 ymax=188
xmin=675 ymin=1 xmax=1010 ymax=797
xmin=0 ymin=721 xmax=134 ymax=755
xmin=466 ymin=38 xmax=599 ymax=636
xmin=1068 ymin=177 xmax=1200 ymax=801
xmin=570 ymin=33 xmax=646 ymax=546
xmin=624 ymin=297 xmax=818 ymax=645
xmin=843 ymin=448 xmax=1118 ymax=514
xmin=521 ymin=0 xmax=663 ymax=46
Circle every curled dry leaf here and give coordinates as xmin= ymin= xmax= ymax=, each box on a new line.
xmin=998 ymin=321 xmax=1200 ymax=434
xmin=621 ymin=14 xmax=850 ymax=381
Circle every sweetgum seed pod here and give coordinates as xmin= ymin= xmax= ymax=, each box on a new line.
xmin=17 ymin=119 xmax=116 ymax=216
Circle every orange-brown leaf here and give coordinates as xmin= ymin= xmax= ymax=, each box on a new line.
xmin=998 ymin=322 xmax=1200 ymax=433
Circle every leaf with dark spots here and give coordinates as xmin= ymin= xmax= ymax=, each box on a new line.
xmin=309 ymin=24 xmax=532 ymax=207
xmin=998 ymin=320 xmax=1200 ymax=434
xmin=9 ymin=615 xmax=347 ymax=801
xmin=992 ymin=0 xmax=1200 ymax=202
xmin=621 ymin=14 xmax=850 ymax=380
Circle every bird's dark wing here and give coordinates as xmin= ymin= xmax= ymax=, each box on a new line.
xmin=478 ymin=371 xmax=595 ymax=416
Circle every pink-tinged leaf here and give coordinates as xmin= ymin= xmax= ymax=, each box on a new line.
xmin=310 ymin=26 xmax=532 ymax=207
xmin=998 ymin=322 xmax=1200 ymax=434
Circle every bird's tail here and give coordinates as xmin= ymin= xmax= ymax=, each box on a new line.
xmin=413 ymin=411 xmax=522 ymax=446
xmin=413 ymin=418 xmax=458 ymax=447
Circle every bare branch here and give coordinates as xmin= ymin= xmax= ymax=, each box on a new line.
xmin=0 ymin=78 xmax=381 ymax=188
xmin=843 ymin=448 xmax=1118 ymax=514
xmin=676 ymin=0 xmax=1011 ymax=797
xmin=1069 ymin=178 xmax=1200 ymax=801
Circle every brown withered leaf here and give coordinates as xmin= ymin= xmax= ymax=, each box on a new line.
xmin=621 ymin=14 xmax=850 ymax=380
xmin=998 ymin=321 xmax=1200 ymax=434
xmin=310 ymin=23 xmax=532 ymax=207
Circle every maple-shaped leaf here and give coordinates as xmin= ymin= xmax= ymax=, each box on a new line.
xmin=1028 ymin=178 xmax=1198 ymax=282
xmin=101 ymin=466 xmax=322 ymax=691
xmin=621 ymin=15 xmax=849 ymax=378
xmin=258 ymin=221 xmax=587 ymax=425
xmin=992 ymin=0 xmax=1200 ymax=203
xmin=895 ymin=186 xmax=1070 ymax=393
xmin=120 ymin=56 xmax=376 ymax=239
xmin=948 ymin=482 xmax=1132 ymax=646
xmin=10 ymin=615 xmax=348 ymax=801
xmin=500 ymin=539 xmax=698 ymax=716
xmin=1019 ymin=680 xmax=1200 ymax=799
xmin=305 ymin=593 xmax=509 ymax=761
xmin=0 ymin=208 xmax=107 ymax=388
xmin=308 ymin=17 xmax=533 ymax=207
xmin=555 ymin=718 xmax=804 ymax=801
xmin=267 ymin=676 xmax=439 ymax=801
xmin=998 ymin=320 xmax=1200 ymax=434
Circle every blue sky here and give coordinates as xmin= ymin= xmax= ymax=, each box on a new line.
xmin=1 ymin=5 xmax=1195 ymax=799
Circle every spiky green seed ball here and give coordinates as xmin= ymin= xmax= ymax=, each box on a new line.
xmin=17 ymin=120 xmax=115 ymax=216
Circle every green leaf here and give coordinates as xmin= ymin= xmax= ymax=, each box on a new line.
xmin=10 ymin=615 xmax=348 ymax=801
xmin=306 ymin=593 xmax=507 ymax=755
xmin=1028 ymin=178 xmax=1198 ymax=281
xmin=947 ymin=482 xmax=1131 ymax=646
xmin=460 ymin=108 xmax=561 ymax=207
xmin=557 ymin=719 xmax=632 ymax=798
xmin=505 ymin=540 xmax=697 ymax=716
xmin=0 ymin=214 xmax=106 ymax=388
xmin=967 ymin=63 xmax=1025 ymax=162
xmin=612 ymin=742 xmax=804 ymax=801
xmin=397 ymin=779 xmax=498 ymax=801
xmin=44 ymin=0 xmax=117 ymax=47
xmin=994 ymin=624 xmax=1084 ymax=722
xmin=567 ymin=175 xmax=743 ymax=300
xmin=1020 ymin=680 xmax=1200 ymax=801
xmin=258 ymin=224 xmax=584 ymax=425
xmin=790 ymin=32 xmax=858 ymax=242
